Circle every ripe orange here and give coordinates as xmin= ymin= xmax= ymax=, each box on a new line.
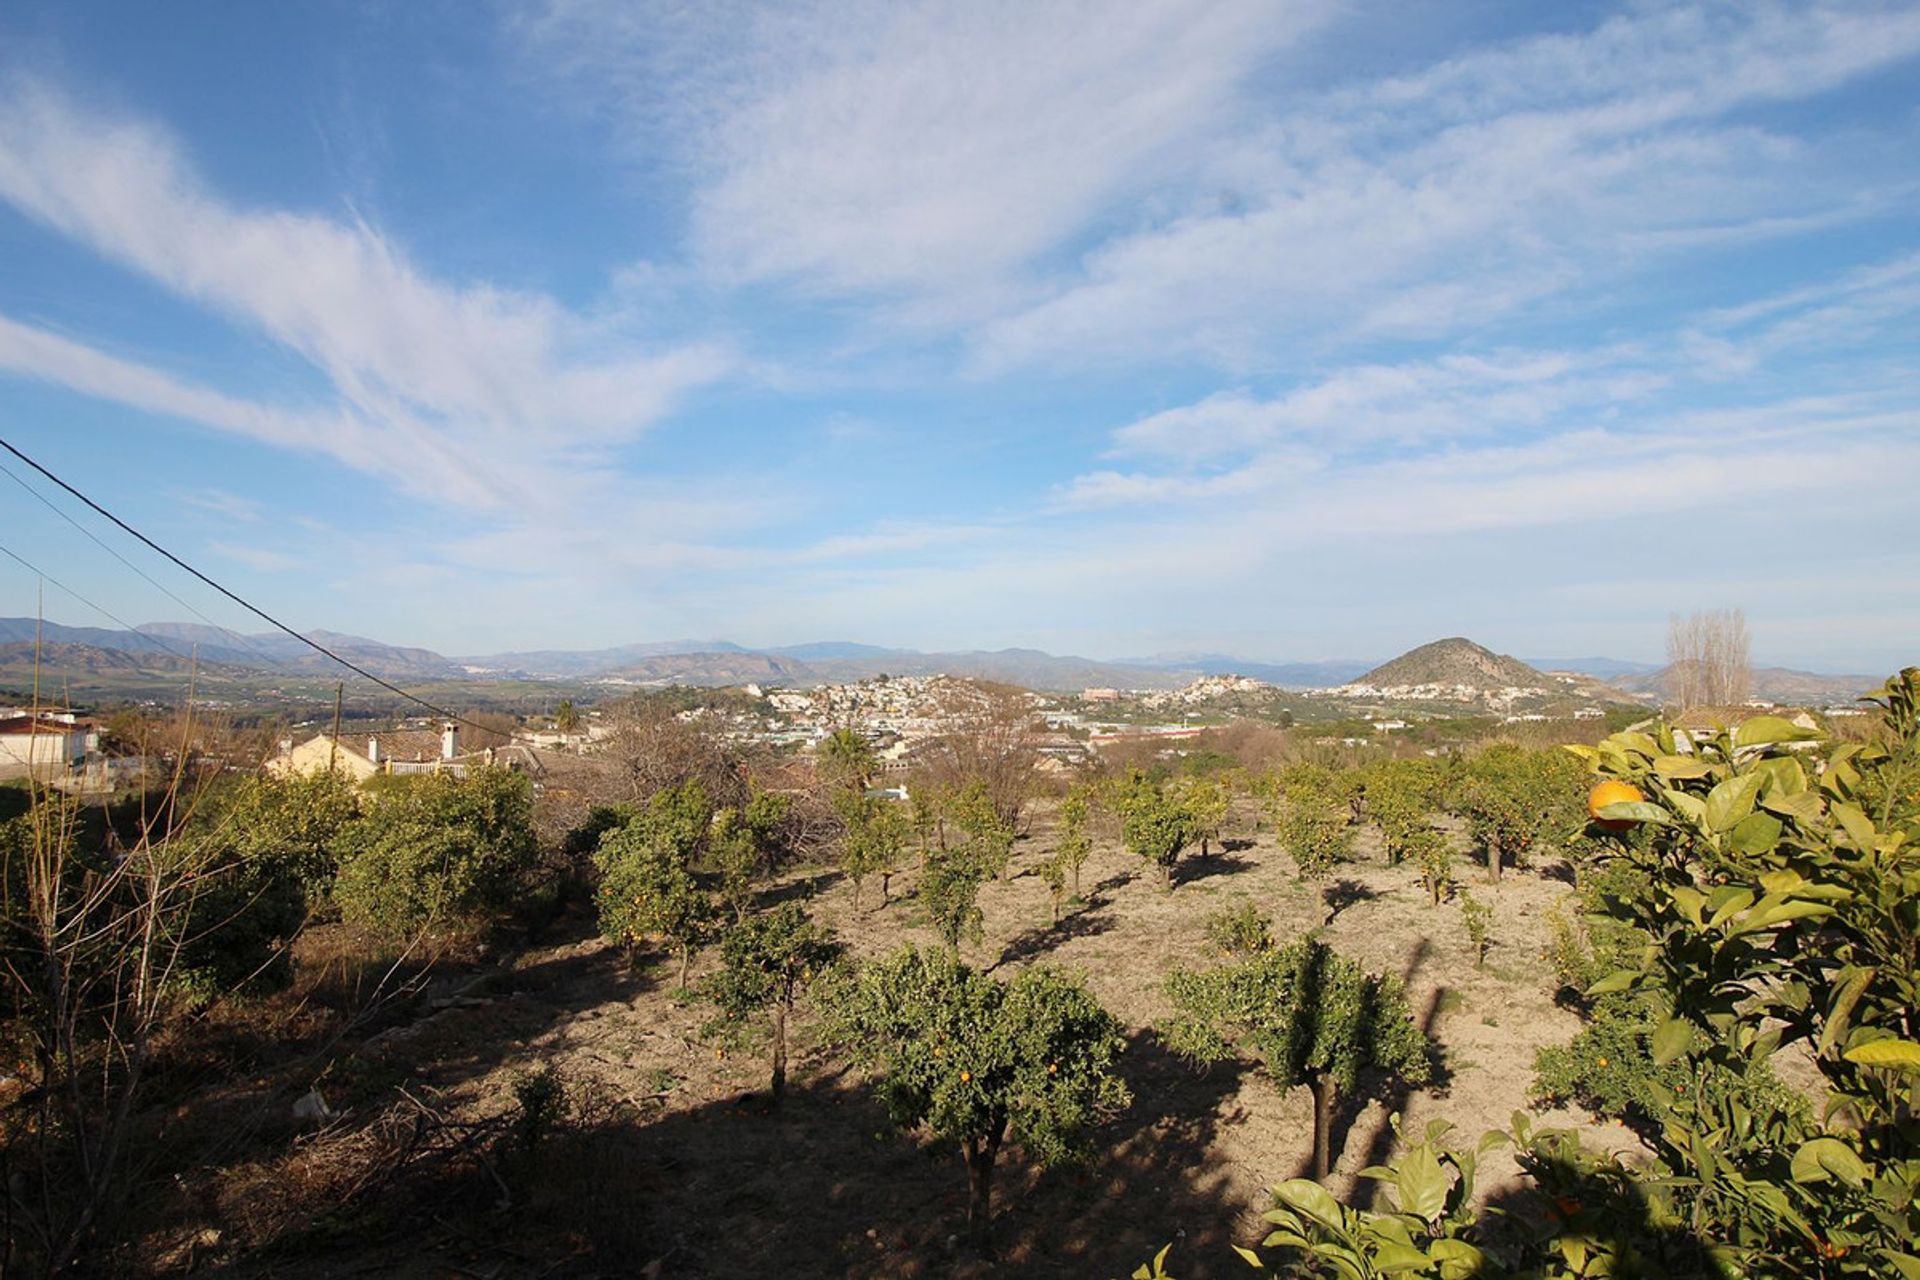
xmin=1588 ymin=780 xmax=1645 ymax=831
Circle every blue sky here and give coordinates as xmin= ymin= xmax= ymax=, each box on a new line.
xmin=0 ymin=1 xmax=1916 ymax=671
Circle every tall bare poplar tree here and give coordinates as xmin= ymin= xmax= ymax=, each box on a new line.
xmin=1666 ymin=608 xmax=1751 ymax=708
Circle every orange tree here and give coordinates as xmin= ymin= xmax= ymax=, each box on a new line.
xmin=702 ymin=902 xmax=842 ymax=1099
xmin=1267 ymin=764 xmax=1353 ymax=879
xmin=1165 ymin=938 xmax=1431 ymax=1180
xmin=1113 ymin=770 xmax=1195 ymax=890
xmin=1231 ymin=669 xmax=1920 ymax=1279
xmin=1450 ymin=743 xmax=1585 ymax=882
xmin=823 ymin=946 xmax=1130 ymax=1253
xmin=592 ymin=780 xmax=715 ymax=986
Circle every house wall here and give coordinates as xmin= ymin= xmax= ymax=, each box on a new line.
xmin=0 ymin=727 xmax=88 ymax=769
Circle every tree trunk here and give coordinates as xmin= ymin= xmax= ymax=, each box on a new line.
xmin=1160 ymin=860 xmax=1174 ymax=893
xmin=880 ymin=871 xmax=891 ymax=906
xmin=1050 ymin=890 xmax=1060 ymax=925
xmin=1488 ymin=838 xmax=1503 ymax=884
xmin=1071 ymin=860 xmax=1081 ymax=897
xmin=770 ymin=1002 xmax=788 ymax=1100
xmin=963 ymin=1128 xmax=1003 ymax=1254
xmin=1201 ymin=834 xmax=1212 ymax=858
xmin=851 ymin=878 xmax=862 ymax=911
xmin=1311 ymin=1074 xmax=1339 ymax=1180
xmin=678 ymin=944 xmax=690 ymax=990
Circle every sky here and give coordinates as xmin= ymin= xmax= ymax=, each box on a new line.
xmin=0 ymin=0 xmax=1916 ymax=672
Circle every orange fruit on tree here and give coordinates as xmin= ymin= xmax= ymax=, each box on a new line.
xmin=1588 ymin=780 xmax=1646 ymax=831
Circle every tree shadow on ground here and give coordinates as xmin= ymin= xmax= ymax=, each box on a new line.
xmin=1084 ymin=870 xmax=1136 ymax=905
xmin=989 ymin=902 xmax=1117 ymax=971
xmin=1175 ymin=851 xmax=1256 ymax=888
xmin=1321 ymin=878 xmax=1379 ymax=925
xmin=1538 ymin=858 xmax=1577 ymax=886
xmin=210 ymin=1028 xmax=1264 ymax=1279
xmin=758 ymin=868 xmax=847 ymax=908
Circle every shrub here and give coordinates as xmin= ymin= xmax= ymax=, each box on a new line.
xmin=918 ymin=848 xmax=988 ymax=954
xmin=1450 ymin=743 xmax=1585 ymax=882
xmin=1406 ymin=824 xmax=1454 ymax=905
xmin=333 ymin=767 xmax=536 ymax=939
xmin=1459 ymin=890 xmax=1492 ymax=967
xmin=1202 ymin=900 xmax=1273 ymax=955
xmin=1266 ymin=771 xmax=1351 ymax=879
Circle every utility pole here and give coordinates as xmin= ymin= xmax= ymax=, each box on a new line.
xmin=328 ymin=681 xmax=343 ymax=773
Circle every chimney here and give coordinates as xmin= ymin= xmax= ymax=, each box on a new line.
xmin=367 ymin=736 xmax=380 ymax=765
xmin=441 ymin=723 xmax=458 ymax=760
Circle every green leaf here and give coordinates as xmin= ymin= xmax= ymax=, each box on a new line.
xmin=1394 ymin=1142 xmax=1449 ymax=1221
xmin=1819 ymin=967 xmax=1876 ymax=1055
xmin=1273 ymin=1178 xmax=1344 ymax=1230
xmin=1370 ymin=1240 xmax=1435 ymax=1272
xmin=1595 ymin=800 xmax=1672 ymax=826
xmin=1832 ymin=802 xmax=1877 ymax=848
xmin=1734 ymin=715 xmax=1823 ymax=748
xmin=1705 ymin=774 xmax=1763 ymax=833
xmin=1651 ymin=1018 xmax=1692 ymax=1066
xmin=1877 ymin=1250 xmax=1920 ymax=1280
xmin=1726 ymin=811 xmax=1784 ymax=856
xmin=1652 ymin=754 xmax=1713 ymax=779
xmin=1587 ymin=970 xmax=1638 ymax=996
xmin=1789 ymin=1136 xmax=1867 ymax=1186
xmin=1844 ymin=1038 xmax=1920 ymax=1073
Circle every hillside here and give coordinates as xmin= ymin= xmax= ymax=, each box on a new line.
xmin=1329 ymin=637 xmax=1628 ymax=711
xmin=594 ymin=651 xmax=816 ymax=686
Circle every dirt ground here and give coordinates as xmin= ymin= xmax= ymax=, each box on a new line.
xmin=185 ymin=803 xmax=1645 ymax=1279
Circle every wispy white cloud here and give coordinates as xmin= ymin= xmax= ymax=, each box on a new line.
xmin=0 ymin=80 xmax=733 ymax=511
xmin=526 ymin=0 xmax=1327 ymax=317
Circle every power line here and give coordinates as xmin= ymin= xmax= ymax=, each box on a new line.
xmin=0 ymin=537 xmax=202 ymax=667
xmin=0 ymin=434 xmax=497 ymax=737
xmin=0 ymin=456 xmax=305 ymax=677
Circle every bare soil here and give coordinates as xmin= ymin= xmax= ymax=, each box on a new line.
xmin=168 ymin=805 xmax=1643 ymax=1279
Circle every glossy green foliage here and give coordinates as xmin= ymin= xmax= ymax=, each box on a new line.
xmin=835 ymin=790 xmax=911 ymax=908
xmin=592 ymin=781 xmax=715 ymax=978
xmin=1248 ymin=1120 xmax=1499 ymax=1279
xmin=1267 ymin=766 xmax=1353 ymax=880
xmin=1113 ymin=771 xmax=1193 ymax=889
xmin=333 ymin=766 xmax=536 ymax=938
xmin=1452 ymin=743 xmax=1586 ymax=878
xmin=1363 ymin=759 xmax=1445 ymax=866
xmin=824 ymin=946 xmax=1131 ymax=1168
xmin=1165 ymin=938 xmax=1431 ymax=1098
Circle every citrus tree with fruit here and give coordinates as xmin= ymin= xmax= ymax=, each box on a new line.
xmin=823 ymin=946 xmax=1131 ymax=1253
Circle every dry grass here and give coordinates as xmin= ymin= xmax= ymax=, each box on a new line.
xmin=127 ymin=794 xmax=1654 ymax=1280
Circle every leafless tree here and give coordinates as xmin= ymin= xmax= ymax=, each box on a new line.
xmin=1 ymin=748 xmax=224 ymax=1274
xmin=914 ymin=681 xmax=1041 ymax=830
xmin=1667 ymin=608 xmax=1752 ymax=709
xmin=599 ymin=697 xmax=751 ymax=808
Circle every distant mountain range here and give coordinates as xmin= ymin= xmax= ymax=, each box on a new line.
xmin=0 ymin=618 xmax=1877 ymax=701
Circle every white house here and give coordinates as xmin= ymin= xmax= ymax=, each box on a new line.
xmin=0 ymin=713 xmax=97 ymax=772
